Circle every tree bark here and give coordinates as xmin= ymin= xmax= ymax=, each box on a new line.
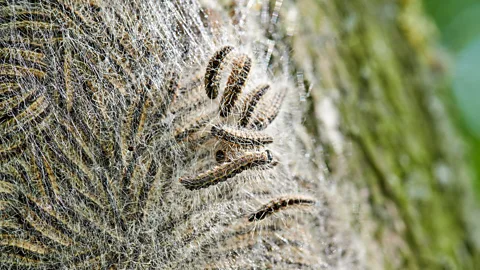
xmin=0 ymin=0 xmax=478 ymax=269
xmin=292 ymin=0 xmax=480 ymax=268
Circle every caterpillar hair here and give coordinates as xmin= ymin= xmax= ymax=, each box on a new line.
xmin=179 ymin=150 xmax=273 ymax=190
xmin=211 ymin=125 xmax=273 ymax=146
xmin=248 ymin=87 xmax=287 ymax=130
xmin=219 ymin=54 xmax=251 ymax=117
xmin=239 ymin=84 xmax=270 ymax=127
xmin=248 ymin=196 xmax=316 ymax=222
xmin=204 ymin=46 xmax=234 ymax=99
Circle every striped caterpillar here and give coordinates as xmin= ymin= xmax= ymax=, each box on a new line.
xmin=219 ymin=54 xmax=251 ymax=118
xmin=211 ymin=125 xmax=273 ymax=146
xmin=248 ymin=87 xmax=287 ymax=130
xmin=179 ymin=150 xmax=272 ymax=190
xmin=248 ymin=196 xmax=316 ymax=222
xmin=239 ymin=84 xmax=270 ymax=127
xmin=174 ymin=113 xmax=212 ymax=141
xmin=176 ymin=45 xmax=288 ymax=192
xmin=0 ymin=2 xmax=319 ymax=268
xmin=204 ymin=46 xmax=234 ymax=99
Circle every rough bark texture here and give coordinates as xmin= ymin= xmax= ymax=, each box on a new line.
xmin=0 ymin=0 xmax=479 ymax=269
xmin=292 ymin=0 xmax=480 ymax=269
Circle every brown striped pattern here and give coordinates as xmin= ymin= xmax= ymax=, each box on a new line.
xmin=0 ymin=1 xmax=316 ymax=269
xmin=0 ymin=1 xmax=169 ymax=268
xmin=211 ymin=125 xmax=273 ymax=146
xmin=179 ymin=150 xmax=272 ymax=190
xmin=219 ymin=54 xmax=251 ymax=117
xmin=204 ymin=46 xmax=234 ymax=99
xmin=248 ymin=196 xmax=316 ymax=222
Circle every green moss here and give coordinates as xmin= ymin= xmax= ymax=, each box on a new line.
xmin=293 ymin=0 xmax=479 ymax=268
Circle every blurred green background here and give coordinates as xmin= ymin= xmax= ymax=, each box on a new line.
xmin=423 ymin=0 xmax=480 ymax=199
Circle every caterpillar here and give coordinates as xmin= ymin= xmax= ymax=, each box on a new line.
xmin=179 ymin=150 xmax=273 ymax=190
xmin=205 ymin=46 xmax=234 ymax=99
xmin=174 ymin=113 xmax=212 ymax=141
xmin=0 ymin=2 xmax=322 ymax=268
xmin=248 ymin=87 xmax=287 ymax=130
xmin=239 ymin=84 xmax=270 ymax=127
xmin=219 ymin=54 xmax=251 ymax=117
xmin=248 ymin=196 xmax=316 ymax=222
xmin=211 ymin=125 xmax=273 ymax=146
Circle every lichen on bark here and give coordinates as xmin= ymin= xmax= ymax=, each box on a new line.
xmin=292 ymin=0 xmax=480 ymax=268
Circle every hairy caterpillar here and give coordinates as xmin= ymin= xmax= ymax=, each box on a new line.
xmin=248 ymin=86 xmax=287 ymax=130
xmin=0 ymin=64 xmax=46 ymax=79
xmin=174 ymin=113 xmax=212 ymax=141
xmin=248 ymin=196 xmax=316 ymax=222
xmin=239 ymin=84 xmax=270 ymax=127
xmin=179 ymin=150 xmax=273 ymax=190
xmin=0 ymin=1 xmax=332 ymax=269
xmin=211 ymin=125 xmax=273 ymax=146
xmin=219 ymin=54 xmax=252 ymax=117
xmin=204 ymin=46 xmax=234 ymax=99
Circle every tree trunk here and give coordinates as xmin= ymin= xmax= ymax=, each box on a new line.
xmin=0 ymin=0 xmax=478 ymax=269
xmin=292 ymin=0 xmax=480 ymax=268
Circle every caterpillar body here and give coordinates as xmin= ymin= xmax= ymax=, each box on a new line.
xmin=239 ymin=84 xmax=270 ymax=127
xmin=179 ymin=150 xmax=273 ymax=190
xmin=219 ymin=54 xmax=252 ymax=118
xmin=204 ymin=46 xmax=234 ymax=99
xmin=248 ymin=87 xmax=287 ymax=130
xmin=0 ymin=2 xmax=324 ymax=269
xmin=211 ymin=125 xmax=273 ymax=146
xmin=248 ymin=196 xmax=316 ymax=222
